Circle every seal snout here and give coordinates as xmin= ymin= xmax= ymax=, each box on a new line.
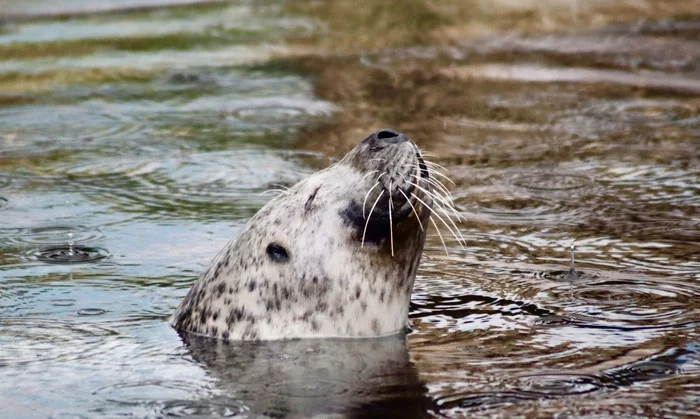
xmin=364 ymin=129 xmax=409 ymax=150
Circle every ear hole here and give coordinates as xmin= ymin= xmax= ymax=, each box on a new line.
xmin=266 ymin=242 xmax=289 ymax=263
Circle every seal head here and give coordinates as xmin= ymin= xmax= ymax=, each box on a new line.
xmin=170 ymin=129 xmax=433 ymax=340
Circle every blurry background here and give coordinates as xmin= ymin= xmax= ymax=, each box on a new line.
xmin=0 ymin=0 xmax=699 ymax=417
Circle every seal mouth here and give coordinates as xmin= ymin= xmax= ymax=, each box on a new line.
xmin=341 ymin=130 xmax=435 ymax=249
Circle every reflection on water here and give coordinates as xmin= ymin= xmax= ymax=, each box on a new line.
xmin=180 ymin=333 xmax=432 ymax=418
xmin=1 ymin=0 xmax=699 ymax=417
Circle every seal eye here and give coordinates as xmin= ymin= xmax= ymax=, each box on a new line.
xmin=266 ymin=243 xmax=289 ymax=263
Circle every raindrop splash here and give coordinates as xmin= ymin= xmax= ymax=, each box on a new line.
xmin=67 ymin=231 xmax=75 ymax=258
xmin=565 ymin=240 xmax=580 ymax=280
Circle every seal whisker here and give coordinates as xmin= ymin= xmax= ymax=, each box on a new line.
xmin=400 ymin=173 xmax=459 ymax=220
xmin=362 ymin=178 xmax=383 ymax=219
xmin=398 ymin=188 xmax=424 ymax=232
xmin=359 ymin=169 xmax=381 ymax=183
xmin=408 ymin=186 xmax=465 ymax=249
xmin=417 ymin=149 xmax=440 ymax=159
xmin=422 ymin=159 xmax=450 ymax=173
xmin=409 ymin=170 xmax=453 ymax=200
xmin=420 ymin=170 xmax=453 ymax=197
xmin=409 ymin=173 xmax=464 ymax=223
xmin=388 ymin=180 xmax=395 ymax=257
xmin=412 ymin=192 xmax=449 ymax=255
xmin=260 ymin=189 xmax=290 ymax=196
xmin=362 ymin=189 xmax=385 ymax=249
xmin=405 ymin=179 xmax=466 ymax=245
xmin=423 ymin=164 xmax=457 ymax=186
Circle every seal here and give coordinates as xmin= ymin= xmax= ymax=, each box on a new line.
xmin=170 ymin=129 xmax=444 ymax=340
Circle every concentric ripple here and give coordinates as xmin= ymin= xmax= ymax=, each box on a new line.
xmin=159 ymin=399 xmax=247 ymax=418
xmin=531 ymin=268 xmax=600 ymax=281
xmin=0 ymin=105 xmax=143 ymax=157
xmin=223 ymin=97 xmax=338 ymax=134
xmin=0 ymin=318 xmax=118 ymax=367
xmin=455 ymin=195 xmax=580 ymax=226
xmin=77 ymin=308 xmax=108 ymax=316
xmin=513 ymin=173 xmax=593 ymax=191
xmin=0 ymin=285 xmax=43 ymax=315
xmin=55 ymin=149 xmax=313 ymax=219
xmin=508 ymin=373 xmax=605 ymax=396
xmin=543 ymin=276 xmax=700 ymax=328
xmin=94 ymin=381 xmax=247 ymax=418
xmin=27 ymin=245 xmax=109 ymax=264
xmin=451 ymin=169 xmax=594 ymax=226
xmin=4 ymin=225 xmax=103 ymax=247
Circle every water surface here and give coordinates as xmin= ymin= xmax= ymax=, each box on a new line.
xmin=0 ymin=0 xmax=698 ymax=417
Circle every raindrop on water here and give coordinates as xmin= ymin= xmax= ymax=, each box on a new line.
xmin=564 ymin=240 xmax=580 ymax=280
xmin=67 ymin=231 xmax=75 ymax=257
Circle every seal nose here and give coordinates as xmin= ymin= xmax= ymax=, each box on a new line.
xmin=375 ymin=129 xmax=406 ymax=144
xmin=365 ymin=129 xmax=408 ymax=150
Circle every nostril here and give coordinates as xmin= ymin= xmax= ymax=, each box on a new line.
xmin=376 ymin=130 xmax=399 ymax=140
xmin=362 ymin=129 xmax=408 ymax=149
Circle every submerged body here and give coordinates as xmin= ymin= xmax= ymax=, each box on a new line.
xmin=170 ymin=129 xmax=436 ymax=340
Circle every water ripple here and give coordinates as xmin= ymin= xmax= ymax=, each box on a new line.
xmin=222 ymin=97 xmax=338 ymax=135
xmin=541 ymin=276 xmax=700 ymax=329
xmin=54 ymin=150 xmax=314 ymax=219
xmin=0 ymin=105 xmax=143 ymax=157
xmin=27 ymin=245 xmax=110 ymax=264
xmin=3 ymin=225 xmax=103 ymax=247
xmin=94 ymin=380 xmax=246 ymax=418
xmin=507 ymin=373 xmax=605 ymax=396
xmin=0 ymin=318 xmax=118 ymax=367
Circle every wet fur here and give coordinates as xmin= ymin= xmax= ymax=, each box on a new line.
xmin=170 ymin=130 xmax=433 ymax=340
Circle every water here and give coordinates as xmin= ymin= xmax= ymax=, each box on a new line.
xmin=1 ymin=0 xmax=699 ymax=417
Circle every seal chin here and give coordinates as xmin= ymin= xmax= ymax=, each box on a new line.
xmin=340 ymin=129 xmax=432 ymax=246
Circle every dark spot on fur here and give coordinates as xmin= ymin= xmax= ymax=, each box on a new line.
xmin=311 ymin=320 xmax=319 ymax=331
xmin=302 ymin=310 xmax=313 ymax=321
xmin=372 ymin=318 xmax=380 ymax=334
xmin=248 ymin=280 xmax=256 ymax=292
xmin=234 ymin=308 xmax=244 ymax=321
xmin=222 ymin=331 xmax=229 ymax=340
xmin=174 ymin=306 xmax=192 ymax=328
xmin=217 ymin=282 xmax=226 ymax=297
xmin=355 ymin=285 xmax=361 ymax=300
xmin=304 ymin=185 xmax=321 ymax=213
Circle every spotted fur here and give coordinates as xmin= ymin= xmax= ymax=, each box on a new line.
xmin=170 ymin=130 xmax=433 ymax=340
